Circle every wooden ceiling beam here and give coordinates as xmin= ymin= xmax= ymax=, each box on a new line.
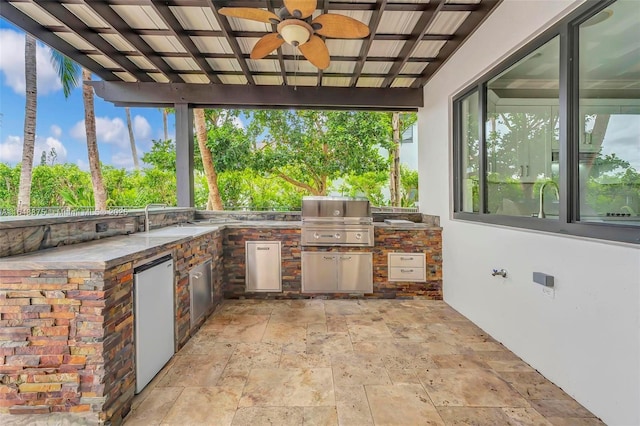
xmin=151 ymin=52 xmax=436 ymax=63
xmin=382 ymin=0 xmax=445 ymax=88
xmin=267 ymin=0 xmax=288 ymax=85
xmin=148 ymin=0 xmax=222 ymax=84
xmin=350 ymin=0 xmax=387 ymax=88
xmin=32 ymin=0 xmax=153 ymax=82
xmin=85 ymin=2 xmax=183 ymax=82
xmin=90 ymin=81 xmax=423 ymax=110
xmin=172 ymin=70 xmax=421 ymax=79
xmin=205 ymin=0 xmax=256 ymax=85
xmin=317 ymin=0 xmax=329 ymax=87
xmin=0 ymin=2 xmax=117 ymax=81
xmin=101 ymin=28 xmax=454 ymax=42
xmin=412 ymin=0 xmax=502 ymax=88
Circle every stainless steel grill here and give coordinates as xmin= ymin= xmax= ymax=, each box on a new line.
xmin=301 ymin=196 xmax=374 ymax=247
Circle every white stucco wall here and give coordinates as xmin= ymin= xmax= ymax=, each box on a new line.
xmin=417 ymin=1 xmax=640 ymax=425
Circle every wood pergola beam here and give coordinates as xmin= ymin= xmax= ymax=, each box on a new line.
xmin=89 ymin=82 xmax=423 ymax=111
xmin=82 ymin=27 xmax=454 ymax=42
xmin=149 ymin=0 xmax=222 ymax=84
xmin=267 ymin=0 xmax=288 ymax=85
xmin=206 ymin=0 xmax=256 ymax=85
xmin=32 ymin=0 xmax=153 ymax=82
xmin=0 ymin=2 xmax=117 ymax=81
xmin=317 ymin=0 xmax=329 ymax=87
xmin=412 ymin=0 xmax=502 ymax=88
xmin=146 ymin=52 xmax=437 ymax=62
xmin=350 ymin=0 xmax=387 ymax=88
xmin=85 ymin=2 xmax=183 ymax=82
xmin=382 ymin=0 xmax=445 ymax=88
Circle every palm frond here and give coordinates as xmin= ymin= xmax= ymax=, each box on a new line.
xmin=49 ymin=51 xmax=80 ymax=98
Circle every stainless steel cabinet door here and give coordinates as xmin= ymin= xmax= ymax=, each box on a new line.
xmin=338 ymin=253 xmax=373 ymax=293
xmin=190 ymin=260 xmax=212 ymax=328
xmin=302 ymin=252 xmax=338 ymax=292
xmin=246 ymin=242 xmax=282 ymax=292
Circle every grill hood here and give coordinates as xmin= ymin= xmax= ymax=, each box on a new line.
xmin=301 ymin=196 xmax=371 ymax=219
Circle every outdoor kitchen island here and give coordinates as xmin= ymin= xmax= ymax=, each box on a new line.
xmin=0 ymin=215 xmax=441 ymax=424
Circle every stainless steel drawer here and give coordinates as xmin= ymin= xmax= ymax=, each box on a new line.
xmin=388 ymin=266 xmax=426 ymax=282
xmin=388 ymin=253 xmax=425 ymax=268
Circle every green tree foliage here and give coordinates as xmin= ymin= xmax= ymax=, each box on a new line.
xmin=142 ymin=139 xmax=176 ymax=171
xmin=249 ymin=110 xmax=391 ymax=195
xmin=202 ymin=110 xmax=253 ymax=173
xmin=0 ymin=163 xmax=20 ymax=208
xmin=30 ymin=164 xmax=91 ymax=207
xmin=400 ymin=166 xmax=419 ymax=207
xmin=337 ymin=171 xmax=388 ymax=206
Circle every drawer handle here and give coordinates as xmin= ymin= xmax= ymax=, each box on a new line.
xmin=400 ymin=269 xmax=414 ymax=273
xmin=256 ymin=247 xmax=270 ymax=250
xmin=192 ymin=272 xmax=202 ymax=279
xmin=399 ymin=257 xmax=414 ymax=261
xmin=340 ymin=256 xmax=352 ymax=260
xmin=323 ymin=256 xmax=334 ymax=260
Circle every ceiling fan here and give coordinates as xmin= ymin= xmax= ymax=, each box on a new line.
xmin=219 ymin=0 xmax=370 ymax=70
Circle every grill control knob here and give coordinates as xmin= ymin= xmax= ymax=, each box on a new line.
xmin=314 ymin=232 xmax=320 ymax=239
xmin=334 ymin=233 xmax=341 ymax=239
xmin=355 ymin=233 xmax=362 ymax=239
xmin=333 ymin=210 xmax=341 ymax=216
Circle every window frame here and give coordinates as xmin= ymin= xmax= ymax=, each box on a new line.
xmin=452 ymin=0 xmax=640 ymax=245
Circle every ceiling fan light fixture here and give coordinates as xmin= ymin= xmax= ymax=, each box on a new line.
xmin=278 ymin=20 xmax=312 ymax=46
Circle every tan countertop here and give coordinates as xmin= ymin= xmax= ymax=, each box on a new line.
xmin=0 ymin=220 xmax=438 ymax=269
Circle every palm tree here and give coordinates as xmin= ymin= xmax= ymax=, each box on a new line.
xmin=125 ymin=107 xmax=140 ymax=169
xmin=50 ymin=52 xmax=107 ymax=211
xmin=194 ymin=109 xmax=223 ymax=210
xmin=82 ymin=69 xmax=107 ymax=210
xmin=17 ymin=34 xmax=37 ymax=215
xmin=163 ymin=108 xmax=169 ymax=141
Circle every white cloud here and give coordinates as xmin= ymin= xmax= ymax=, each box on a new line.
xmin=133 ymin=115 xmax=151 ymax=140
xmin=41 ymin=137 xmax=68 ymax=162
xmin=71 ymin=115 xmax=155 ymax=153
xmin=76 ymin=159 xmax=89 ymax=171
xmin=50 ymin=124 xmax=62 ymax=138
xmin=0 ymin=29 xmax=64 ymax=95
xmin=0 ymin=135 xmax=23 ymax=163
xmin=111 ymin=151 xmax=137 ymax=170
xmin=0 ymin=134 xmax=68 ymax=165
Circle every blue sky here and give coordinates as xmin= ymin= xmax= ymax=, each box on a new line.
xmin=0 ymin=19 xmax=174 ymax=170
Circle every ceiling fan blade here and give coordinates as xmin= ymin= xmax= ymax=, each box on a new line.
xmin=283 ymin=0 xmax=317 ymax=19
xmin=312 ymin=14 xmax=370 ymax=39
xmin=299 ymin=35 xmax=330 ymax=69
xmin=250 ymin=33 xmax=285 ymax=59
xmin=218 ymin=7 xmax=280 ymax=24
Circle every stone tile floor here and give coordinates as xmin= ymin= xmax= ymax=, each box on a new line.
xmin=122 ymin=299 xmax=603 ymax=426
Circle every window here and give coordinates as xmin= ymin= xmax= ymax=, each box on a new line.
xmin=486 ymin=37 xmax=560 ymax=218
xmin=453 ymin=0 xmax=640 ymax=244
xmin=577 ymin=1 xmax=640 ymax=225
xmin=459 ymin=91 xmax=479 ymax=212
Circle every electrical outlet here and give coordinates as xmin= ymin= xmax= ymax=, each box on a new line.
xmin=95 ymin=223 xmax=108 ymax=233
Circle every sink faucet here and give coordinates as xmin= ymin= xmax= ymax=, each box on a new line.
xmin=621 ymin=205 xmax=636 ymax=216
xmin=538 ymin=181 xmax=559 ymax=219
xmin=144 ymin=203 xmax=167 ymax=232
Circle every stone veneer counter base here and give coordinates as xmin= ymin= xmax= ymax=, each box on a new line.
xmin=0 ymin=220 xmax=441 ymax=424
